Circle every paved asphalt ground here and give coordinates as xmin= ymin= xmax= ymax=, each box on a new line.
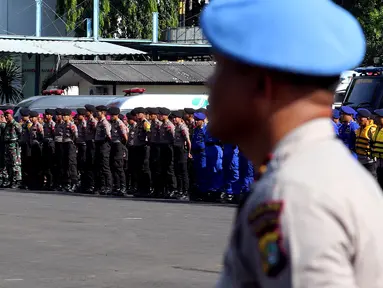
xmin=0 ymin=189 xmax=235 ymax=288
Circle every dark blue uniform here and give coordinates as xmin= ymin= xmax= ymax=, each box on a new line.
xmin=338 ymin=121 xmax=359 ymax=158
xmin=191 ymin=124 xmax=207 ymax=193
xmin=204 ymin=126 xmax=223 ymax=193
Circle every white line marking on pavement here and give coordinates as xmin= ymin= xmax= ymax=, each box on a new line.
xmin=123 ymin=217 xmax=142 ymax=220
xmin=4 ymin=279 xmax=24 ymax=281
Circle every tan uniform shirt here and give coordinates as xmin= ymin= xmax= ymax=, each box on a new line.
xmin=218 ymin=118 xmax=383 ymax=288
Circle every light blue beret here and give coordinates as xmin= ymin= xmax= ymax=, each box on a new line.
xmin=201 ymin=0 xmax=366 ymax=76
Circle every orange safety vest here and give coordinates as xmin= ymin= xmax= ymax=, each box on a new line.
xmin=372 ymin=127 xmax=383 ymax=158
xmin=355 ymin=121 xmax=377 ymax=156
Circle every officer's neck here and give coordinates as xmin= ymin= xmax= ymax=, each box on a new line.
xmin=244 ymin=94 xmax=331 ymax=166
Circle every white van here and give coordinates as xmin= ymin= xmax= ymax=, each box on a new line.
xmin=106 ymin=94 xmax=209 ymax=115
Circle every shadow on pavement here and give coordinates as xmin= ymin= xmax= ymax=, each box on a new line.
xmin=0 ymin=188 xmax=237 ymax=208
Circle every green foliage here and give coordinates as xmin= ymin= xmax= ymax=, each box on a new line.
xmin=334 ymin=0 xmax=383 ymax=65
xmin=0 ymin=56 xmax=23 ymax=104
xmin=56 ymin=0 xmax=112 ymax=37
xmin=56 ymin=0 xmax=199 ymax=39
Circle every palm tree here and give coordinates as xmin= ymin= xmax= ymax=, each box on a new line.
xmin=0 ymin=55 xmax=23 ymax=104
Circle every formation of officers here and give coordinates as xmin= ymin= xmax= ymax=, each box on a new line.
xmin=334 ymin=106 xmax=383 ymax=188
xmin=0 ymin=105 xmax=254 ymax=203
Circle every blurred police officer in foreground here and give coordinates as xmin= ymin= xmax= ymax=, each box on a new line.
xmin=201 ymin=0 xmax=383 ymax=287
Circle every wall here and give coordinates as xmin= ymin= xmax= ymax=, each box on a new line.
xmin=22 ymin=54 xmax=57 ymax=97
xmin=0 ymin=0 xmax=65 ymax=36
xmin=78 ymin=79 xmax=208 ymax=95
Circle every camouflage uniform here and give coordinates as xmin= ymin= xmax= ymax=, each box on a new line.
xmin=0 ymin=122 xmax=8 ymax=185
xmin=4 ymin=119 xmax=22 ymax=184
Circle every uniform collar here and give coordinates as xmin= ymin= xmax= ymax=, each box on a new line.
xmin=272 ymin=118 xmax=334 ymax=164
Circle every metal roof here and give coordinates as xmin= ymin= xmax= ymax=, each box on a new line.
xmin=48 ymin=60 xmax=215 ymax=85
xmin=0 ymin=39 xmax=145 ymax=56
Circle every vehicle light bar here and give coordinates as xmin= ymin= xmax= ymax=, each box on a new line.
xmin=123 ymin=87 xmax=146 ymax=96
xmin=354 ymin=67 xmax=383 ymax=74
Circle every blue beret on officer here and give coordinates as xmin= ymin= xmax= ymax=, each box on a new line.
xmin=357 ymin=108 xmax=371 ymax=118
xmin=332 ymin=109 xmax=340 ymax=119
xmin=340 ymin=106 xmax=356 ymax=116
xmin=201 ymin=0 xmax=365 ymax=76
xmin=194 ymin=112 xmax=206 ymax=121
xmin=374 ymin=109 xmax=383 ymax=117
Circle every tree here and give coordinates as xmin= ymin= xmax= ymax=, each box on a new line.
xmin=56 ymin=0 xmax=113 ymax=37
xmin=0 ymin=56 xmax=23 ymax=104
xmin=56 ymin=0 xmax=182 ymax=39
xmin=158 ymin=0 xmax=178 ymax=34
xmin=334 ymin=0 xmax=383 ymax=65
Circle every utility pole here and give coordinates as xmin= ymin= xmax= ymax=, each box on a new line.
xmin=93 ymin=0 xmax=99 ymax=60
xmin=93 ymin=0 xmax=99 ymax=42
xmin=35 ymin=0 xmax=42 ymax=96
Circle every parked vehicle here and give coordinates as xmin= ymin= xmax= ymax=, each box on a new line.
xmin=14 ymin=95 xmax=122 ymax=120
xmin=107 ymin=93 xmax=209 ymax=115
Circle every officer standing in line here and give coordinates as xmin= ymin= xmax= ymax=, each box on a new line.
xmin=126 ymin=111 xmax=137 ymax=194
xmin=76 ymin=108 xmax=87 ymax=192
xmin=338 ymin=105 xmax=359 ymax=158
xmin=183 ymin=108 xmax=196 ymax=136
xmin=172 ymin=110 xmax=192 ymax=199
xmin=54 ymin=108 xmax=65 ymax=190
xmin=61 ymin=109 xmax=78 ymax=192
xmin=332 ymin=109 xmax=340 ymax=135
xmin=94 ymin=105 xmax=112 ymax=195
xmin=158 ymin=107 xmax=177 ymax=198
xmin=29 ymin=110 xmax=44 ymax=190
xmin=147 ymin=107 xmax=162 ymax=197
xmin=355 ymin=108 xmax=377 ymax=177
xmin=222 ymin=144 xmax=240 ymax=203
xmin=190 ymin=112 xmax=207 ymax=200
xmin=332 ymin=109 xmax=341 ymax=127
xmin=4 ymin=110 xmax=22 ymax=189
xmin=42 ymin=109 xmax=56 ymax=190
xmin=19 ymin=108 xmax=32 ymax=189
xmin=201 ymin=0 xmax=383 ymax=286
xmin=204 ymin=121 xmax=224 ymax=201
xmin=109 ymin=107 xmax=128 ymax=195
xmin=0 ymin=111 xmax=8 ymax=187
xmin=84 ymin=104 xmax=98 ymax=194
xmin=237 ymin=151 xmax=254 ymax=197
xmin=184 ymin=108 xmax=196 ymax=189
xmin=132 ymin=107 xmax=151 ymax=197
xmin=371 ymin=109 xmax=383 ymax=189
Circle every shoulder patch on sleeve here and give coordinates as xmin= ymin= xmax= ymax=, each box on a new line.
xmin=247 ymin=200 xmax=287 ymax=278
